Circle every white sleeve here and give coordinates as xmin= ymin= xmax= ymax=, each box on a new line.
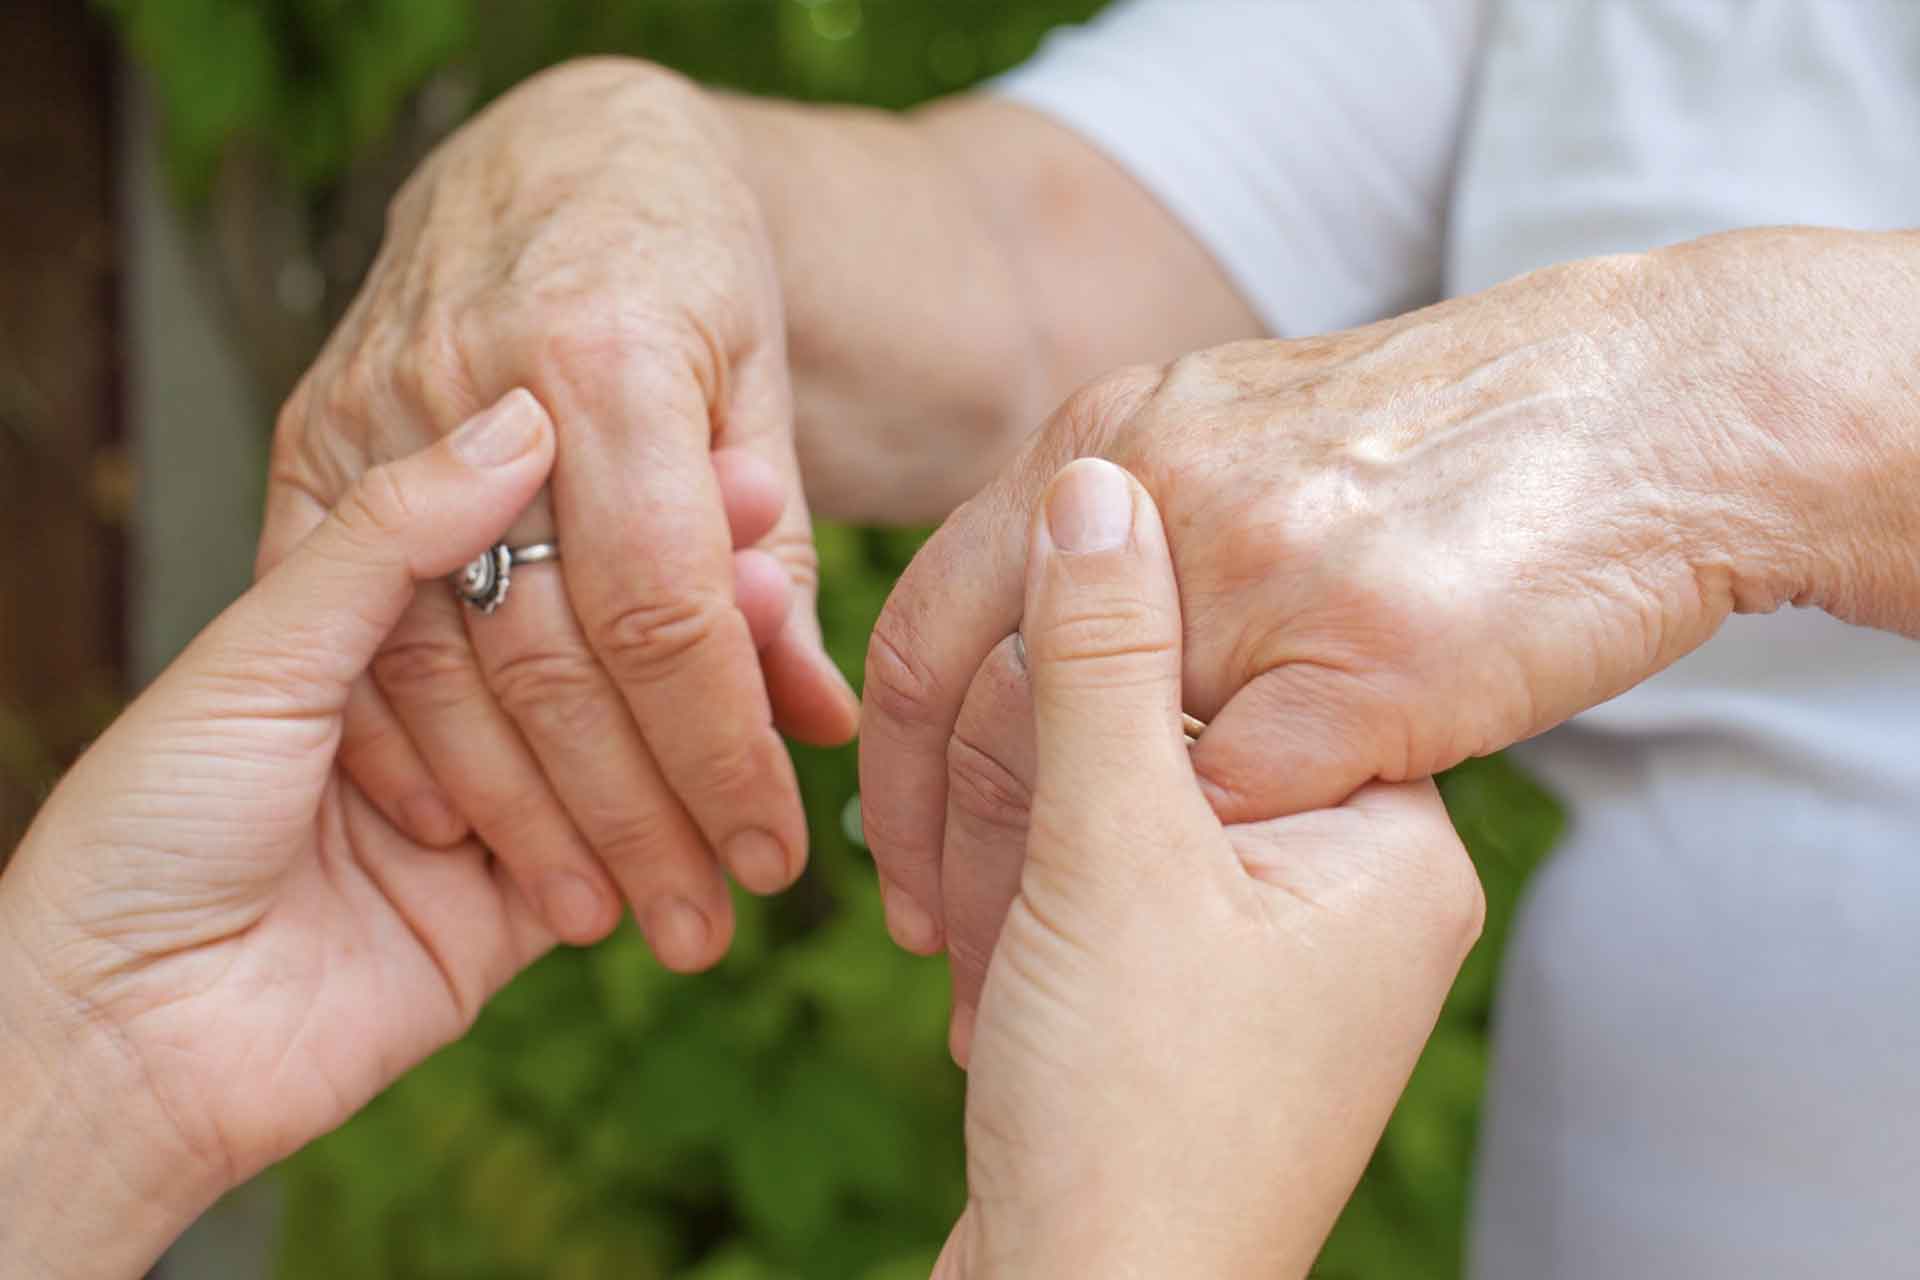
xmin=993 ymin=0 xmax=1489 ymax=337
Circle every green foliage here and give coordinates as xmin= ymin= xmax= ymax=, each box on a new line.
xmin=96 ymin=2 xmax=1566 ymax=1275
xmin=95 ymin=0 xmax=469 ymax=195
xmin=95 ymin=0 xmax=1108 ymax=199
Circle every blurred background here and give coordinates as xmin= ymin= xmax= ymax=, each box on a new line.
xmin=1 ymin=1 xmax=1562 ymax=1276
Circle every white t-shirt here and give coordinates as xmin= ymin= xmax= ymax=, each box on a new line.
xmin=998 ymin=3 xmax=1920 ymax=1276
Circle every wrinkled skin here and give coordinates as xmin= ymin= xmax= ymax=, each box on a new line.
xmin=266 ymin=60 xmax=856 ymax=971
xmin=861 ymin=249 xmax=1816 ymax=1054
xmin=0 ymin=399 xmax=567 ymax=1280
xmin=931 ymin=460 xmax=1481 ymax=1276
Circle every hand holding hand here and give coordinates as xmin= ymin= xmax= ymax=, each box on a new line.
xmin=1 ymin=394 xmax=565 ymax=1278
xmin=268 ymin=58 xmax=857 ymax=970
xmin=860 ymin=247 xmax=1836 ymax=1040
xmin=935 ymin=460 xmax=1481 ymax=1277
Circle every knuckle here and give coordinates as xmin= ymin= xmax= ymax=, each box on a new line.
xmin=316 ymin=370 xmax=363 ymax=430
xmin=394 ymin=318 xmax=479 ymax=424
xmin=854 ymin=790 xmax=937 ymax=875
xmin=488 ymin=650 xmax=609 ymax=736
xmin=682 ymin=733 xmax=774 ymax=808
xmin=593 ymin=594 xmax=726 ymax=685
xmin=534 ymin=314 xmax=670 ymax=383
xmin=761 ymin=529 xmax=820 ymax=592
xmin=1160 ymin=345 xmax=1230 ymax=396
xmin=337 ymin=462 xmax=414 ymax=544
xmin=945 ymin=736 xmax=1032 ymax=833
xmin=327 ymin=347 xmax=390 ymax=424
xmin=372 ymin=636 xmax=480 ymax=710
xmin=468 ymin=788 xmax=570 ymax=857
xmin=1032 ymin=597 xmax=1177 ymax=673
xmin=862 ymin=623 xmax=946 ymax=732
xmin=1051 ymin=363 xmax=1164 ymax=445
xmin=534 ymin=312 xmax=724 ymax=420
xmin=589 ymin=808 xmax=687 ymax=873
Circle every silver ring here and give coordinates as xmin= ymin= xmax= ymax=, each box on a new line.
xmin=453 ymin=541 xmax=560 ymax=614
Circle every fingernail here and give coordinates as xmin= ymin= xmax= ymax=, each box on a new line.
xmin=403 ymin=791 xmax=465 ymax=846
xmin=644 ymin=897 xmax=713 ymax=971
xmin=540 ymin=873 xmax=612 ymax=945
xmin=725 ymin=829 xmax=793 ymax=894
xmin=1045 ymin=458 xmax=1134 ymax=553
xmin=450 ymin=388 xmax=543 ymax=467
xmin=881 ymin=880 xmax=941 ymax=954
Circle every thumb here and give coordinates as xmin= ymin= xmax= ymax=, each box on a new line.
xmin=1024 ymin=458 xmax=1203 ymax=869
xmin=209 ymin=389 xmax=555 ymax=701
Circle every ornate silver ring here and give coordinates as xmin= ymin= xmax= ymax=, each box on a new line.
xmin=453 ymin=542 xmax=560 ymax=614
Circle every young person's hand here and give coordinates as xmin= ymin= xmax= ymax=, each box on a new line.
xmin=1 ymin=393 xmax=565 ymax=1279
xmin=936 ymin=460 xmax=1483 ymax=1277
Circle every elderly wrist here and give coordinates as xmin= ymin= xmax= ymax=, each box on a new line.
xmin=1642 ymin=229 xmax=1920 ymax=629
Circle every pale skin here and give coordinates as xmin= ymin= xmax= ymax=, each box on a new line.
xmin=931 ymin=460 xmax=1481 ymax=1277
xmin=266 ymin=59 xmax=1260 ymax=971
xmin=278 ymin=56 xmax=1920 ymax=1058
xmin=0 ymin=430 xmax=1479 ymax=1276
xmin=872 ymin=228 xmax=1920 ymax=1057
xmin=11 ymin=58 xmax=1920 ymax=1270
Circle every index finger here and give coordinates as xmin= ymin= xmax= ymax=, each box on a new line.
xmin=545 ymin=351 xmax=809 ymax=895
xmin=857 ymin=367 xmax=1162 ymax=953
xmin=859 ymin=482 xmax=1029 ymax=953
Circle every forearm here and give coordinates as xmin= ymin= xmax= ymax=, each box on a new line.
xmin=943 ymin=1197 xmax=1322 ymax=1280
xmin=721 ymin=92 xmax=1262 ymax=524
xmin=0 ymin=891 xmax=214 ymax=1279
xmin=1643 ymin=227 xmax=1920 ymax=635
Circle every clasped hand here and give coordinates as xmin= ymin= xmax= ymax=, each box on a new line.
xmin=0 ymin=401 xmax=1478 ymax=1279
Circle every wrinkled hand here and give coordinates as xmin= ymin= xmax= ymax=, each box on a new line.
xmin=267 ymin=58 xmax=857 ymax=970
xmin=932 ymin=460 xmax=1481 ymax=1277
xmin=861 ymin=252 xmax=1792 ymax=1051
xmin=0 ymin=395 xmax=563 ymax=1267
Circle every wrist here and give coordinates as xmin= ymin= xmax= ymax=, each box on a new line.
xmin=0 ymin=883 xmax=224 ymax=1277
xmin=1640 ymin=228 xmax=1920 ymax=632
xmin=720 ymin=93 xmax=1044 ymax=523
xmin=950 ymin=1188 xmax=1316 ymax=1280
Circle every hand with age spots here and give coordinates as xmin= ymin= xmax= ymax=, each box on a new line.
xmin=861 ymin=232 xmax=1920 ymax=1060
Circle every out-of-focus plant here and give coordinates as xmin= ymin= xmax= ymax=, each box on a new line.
xmin=91 ymin=3 xmax=1561 ymax=1275
xmin=97 ymin=0 xmax=1106 ymax=199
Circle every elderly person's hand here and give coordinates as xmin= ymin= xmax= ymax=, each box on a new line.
xmin=1 ymin=394 xmax=565 ymax=1279
xmin=266 ymin=59 xmax=859 ymax=970
xmin=860 ymin=227 xmax=1920 ymax=1055
xmin=933 ymin=459 xmax=1481 ymax=1277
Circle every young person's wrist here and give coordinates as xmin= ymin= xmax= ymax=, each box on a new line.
xmin=0 ymin=882 xmax=223 ymax=1278
xmin=947 ymin=1188 xmax=1316 ymax=1280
